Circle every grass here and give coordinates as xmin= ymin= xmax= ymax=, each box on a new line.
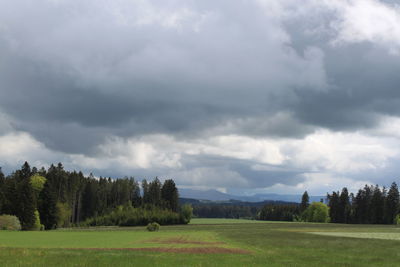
xmin=1 ymin=220 xmax=400 ymax=266
xmin=189 ymin=218 xmax=268 ymax=224
xmin=0 ymin=230 xmax=223 ymax=249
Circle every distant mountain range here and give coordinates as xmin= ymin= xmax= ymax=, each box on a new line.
xmin=178 ymin=188 xmax=325 ymax=203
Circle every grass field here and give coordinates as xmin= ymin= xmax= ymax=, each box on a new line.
xmin=1 ymin=218 xmax=400 ymax=266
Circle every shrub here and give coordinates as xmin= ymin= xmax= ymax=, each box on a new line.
xmin=83 ymin=205 xmax=185 ymax=227
xmin=0 ymin=215 xmax=22 ymax=230
xmin=146 ymin=222 xmax=160 ymax=231
xmin=180 ymin=204 xmax=193 ymax=224
xmin=395 ymin=214 xmax=400 ymax=225
xmin=31 ymin=210 xmax=44 ymax=230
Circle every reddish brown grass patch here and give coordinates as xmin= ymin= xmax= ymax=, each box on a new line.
xmin=146 ymin=237 xmax=225 ymax=245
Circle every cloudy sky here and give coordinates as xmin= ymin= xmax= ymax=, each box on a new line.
xmin=1 ymin=0 xmax=400 ymax=195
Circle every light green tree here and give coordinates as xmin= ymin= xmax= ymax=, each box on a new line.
xmin=32 ymin=210 xmax=43 ymax=231
xmin=180 ymin=204 xmax=193 ymax=224
xmin=56 ymin=202 xmax=71 ymax=228
xmin=303 ymin=202 xmax=330 ymax=223
xmin=30 ymin=174 xmax=47 ymax=203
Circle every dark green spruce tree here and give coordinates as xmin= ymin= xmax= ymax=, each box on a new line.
xmin=300 ymin=191 xmax=309 ymax=213
xmin=338 ymin=187 xmax=351 ymax=223
xmin=39 ymin=181 xmax=58 ymax=230
xmin=0 ymin=167 xmax=5 ymax=213
xmin=385 ymin=182 xmax=399 ymax=224
xmin=19 ymin=161 xmax=32 ymax=181
xmin=327 ymin=191 xmax=340 ymax=223
xmin=370 ymin=185 xmax=384 ymax=224
xmin=148 ymin=178 xmax=162 ymax=206
xmin=161 ymin=179 xmax=179 ymax=212
xmin=17 ymin=179 xmax=36 ymax=230
xmin=141 ymin=179 xmax=150 ymax=205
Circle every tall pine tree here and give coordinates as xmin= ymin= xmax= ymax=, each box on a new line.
xmin=370 ymin=185 xmax=384 ymax=224
xmin=385 ymin=182 xmax=399 ymax=224
xmin=339 ymin=187 xmax=351 ymax=223
xmin=0 ymin=167 xmax=5 ymax=213
xmin=300 ymin=191 xmax=309 ymax=213
xmin=161 ymin=179 xmax=179 ymax=212
xmin=39 ymin=181 xmax=58 ymax=230
xmin=148 ymin=178 xmax=162 ymax=206
xmin=327 ymin=191 xmax=340 ymax=223
xmin=17 ymin=179 xmax=36 ymax=230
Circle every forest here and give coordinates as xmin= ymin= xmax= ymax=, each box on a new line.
xmin=258 ymin=184 xmax=400 ymax=224
xmin=1 ymin=162 xmax=400 ymax=230
xmin=0 ymin=162 xmax=191 ymax=230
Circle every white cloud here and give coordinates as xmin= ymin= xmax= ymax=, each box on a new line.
xmin=253 ymin=172 xmax=374 ymax=195
xmin=327 ymin=0 xmax=400 ymax=52
xmin=0 ymin=132 xmax=58 ymax=168
xmin=285 ymin=130 xmax=398 ymax=173
xmin=1 ymin=126 xmax=400 ymax=194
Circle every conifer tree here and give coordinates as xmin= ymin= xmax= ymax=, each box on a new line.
xmin=161 ymin=179 xmax=179 ymax=212
xmin=300 ymin=191 xmax=309 ymax=213
xmin=327 ymin=191 xmax=340 ymax=223
xmin=148 ymin=177 xmax=162 ymax=206
xmin=141 ymin=179 xmax=150 ymax=205
xmin=17 ymin=179 xmax=36 ymax=230
xmin=20 ymin=161 xmax=32 ymax=181
xmin=385 ymin=182 xmax=399 ymax=224
xmin=370 ymin=185 xmax=384 ymax=224
xmin=0 ymin=167 xmax=5 ymax=213
xmin=339 ymin=187 xmax=351 ymax=223
xmin=39 ymin=181 xmax=58 ymax=230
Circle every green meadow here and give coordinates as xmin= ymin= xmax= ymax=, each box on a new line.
xmin=1 ymin=218 xmax=400 ymax=266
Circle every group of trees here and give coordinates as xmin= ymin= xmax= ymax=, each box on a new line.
xmin=193 ymin=205 xmax=257 ymax=219
xmin=0 ymin=163 xmax=48 ymax=230
xmin=258 ymin=182 xmax=400 ymax=225
xmin=0 ymin=162 xmax=186 ymax=230
xmin=327 ymin=183 xmax=399 ymax=224
xmin=258 ymin=204 xmax=299 ymax=221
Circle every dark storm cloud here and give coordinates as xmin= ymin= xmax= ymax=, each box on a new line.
xmin=0 ymin=0 xmax=329 ymax=154
xmin=279 ymin=5 xmax=400 ymax=132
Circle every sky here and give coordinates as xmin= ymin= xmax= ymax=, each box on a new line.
xmin=1 ymin=0 xmax=400 ymax=195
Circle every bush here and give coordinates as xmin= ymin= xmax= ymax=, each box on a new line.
xmin=395 ymin=214 xmax=400 ymax=225
xmin=146 ymin=222 xmax=160 ymax=231
xmin=83 ymin=205 xmax=185 ymax=227
xmin=0 ymin=215 xmax=22 ymax=230
xmin=32 ymin=210 xmax=43 ymax=231
xmin=180 ymin=204 xmax=193 ymax=224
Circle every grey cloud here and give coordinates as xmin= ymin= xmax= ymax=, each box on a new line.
xmin=0 ymin=0 xmax=329 ymax=154
xmin=2 ymin=0 xmax=400 ymax=193
xmin=170 ymin=154 xmax=307 ymax=189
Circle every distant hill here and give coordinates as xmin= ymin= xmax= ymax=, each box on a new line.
xmin=179 ymin=197 xmax=297 ymax=207
xmin=178 ymin=188 xmax=325 ymax=203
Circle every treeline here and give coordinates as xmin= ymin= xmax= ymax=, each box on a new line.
xmin=258 ymin=204 xmax=300 ymax=221
xmin=0 ymin=162 xmax=190 ymax=230
xmin=84 ymin=204 xmax=192 ymax=227
xmin=193 ymin=205 xmax=257 ymax=219
xmin=327 ymin=183 xmax=399 ymax=224
xmin=257 ymin=182 xmax=400 ymax=224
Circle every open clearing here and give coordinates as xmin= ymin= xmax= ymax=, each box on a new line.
xmin=1 ymin=219 xmax=400 ymax=266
